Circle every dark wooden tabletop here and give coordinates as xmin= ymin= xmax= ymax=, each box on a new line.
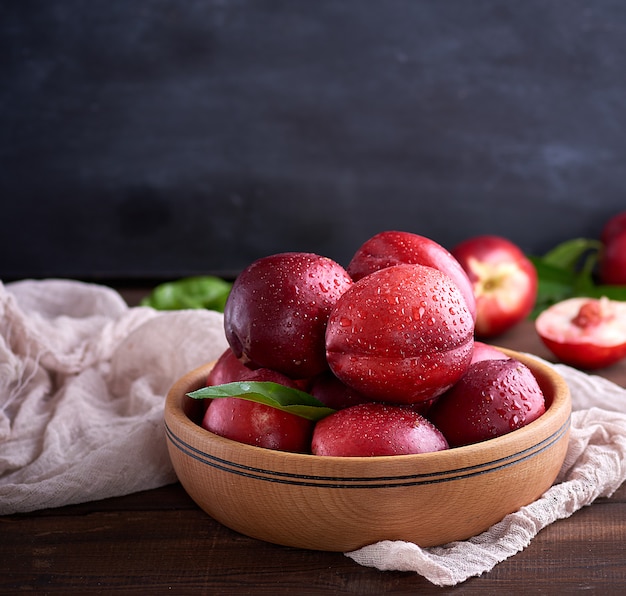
xmin=2 ymin=288 xmax=626 ymax=594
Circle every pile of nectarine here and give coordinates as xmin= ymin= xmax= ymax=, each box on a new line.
xmin=192 ymin=231 xmax=546 ymax=456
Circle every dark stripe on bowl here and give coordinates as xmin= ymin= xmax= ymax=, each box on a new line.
xmin=164 ymin=416 xmax=570 ymax=489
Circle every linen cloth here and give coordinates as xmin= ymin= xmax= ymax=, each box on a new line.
xmin=1 ymin=279 xmax=626 ymax=586
xmin=0 ymin=279 xmax=228 ymax=514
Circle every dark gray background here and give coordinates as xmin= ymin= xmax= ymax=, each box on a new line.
xmin=2 ymin=1 xmax=625 ymax=282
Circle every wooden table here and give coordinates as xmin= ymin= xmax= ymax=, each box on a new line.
xmin=2 ymin=288 xmax=626 ymax=594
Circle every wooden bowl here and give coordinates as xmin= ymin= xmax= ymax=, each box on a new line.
xmin=164 ymin=349 xmax=571 ymax=551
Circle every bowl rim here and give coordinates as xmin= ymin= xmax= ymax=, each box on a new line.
xmin=164 ymin=347 xmax=572 ymax=470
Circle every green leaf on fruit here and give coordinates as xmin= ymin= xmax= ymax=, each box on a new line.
xmin=140 ymin=276 xmax=232 ymax=312
xmin=529 ymin=238 xmax=626 ymax=318
xmin=187 ymin=381 xmax=336 ymax=421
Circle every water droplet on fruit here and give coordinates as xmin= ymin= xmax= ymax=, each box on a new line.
xmin=340 ymin=317 xmax=352 ymax=327
xmin=509 ymin=415 xmax=521 ymax=429
xmin=411 ymin=306 xmax=425 ymax=320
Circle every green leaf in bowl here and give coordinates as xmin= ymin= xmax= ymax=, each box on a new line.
xmin=188 ymin=381 xmax=336 ymax=421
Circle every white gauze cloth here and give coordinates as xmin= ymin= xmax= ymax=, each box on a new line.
xmin=2 ymin=280 xmax=626 ymax=586
xmin=0 ymin=279 xmax=228 ymax=514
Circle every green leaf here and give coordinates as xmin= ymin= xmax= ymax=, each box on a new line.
xmin=578 ymin=284 xmax=626 ymax=301
xmin=528 ymin=258 xmax=578 ymax=318
xmin=529 ymin=237 xmax=626 ymax=318
xmin=140 ymin=276 xmax=232 ymax=312
xmin=540 ymin=238 xmax=602 ymax=270
xmin=529 ymin=257 xmax=577 ymax=285
xmin=188 ymin=381 xmax=336 ymax=422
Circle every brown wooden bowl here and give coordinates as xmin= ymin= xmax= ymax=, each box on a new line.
xmin=164 ymin=349 xmax=571 ymax=552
